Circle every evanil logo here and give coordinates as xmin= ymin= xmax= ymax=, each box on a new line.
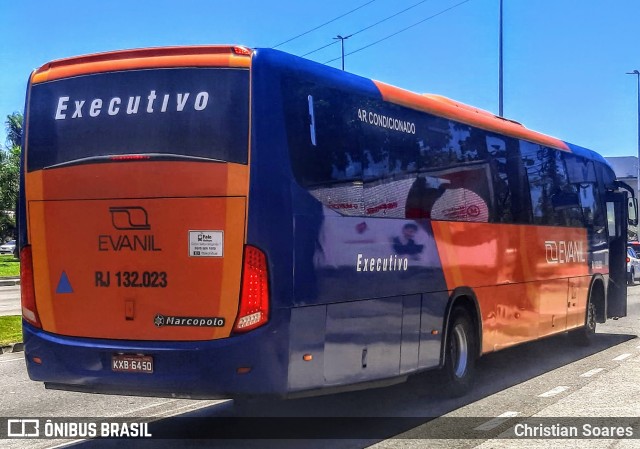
xmin=545 ymin=240 xmax=586 ymax=264
xmin=54 ymin=90 xmax=210 ymax=120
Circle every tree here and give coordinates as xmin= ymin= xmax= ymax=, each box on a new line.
xmin=0 ymin=112 xmax=22 ymax=241
xmin=5 ymin=112 xmax=22 ymax=149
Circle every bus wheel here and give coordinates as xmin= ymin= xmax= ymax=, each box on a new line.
xmin=441 ymin=307 xmax=476 ymax=397
xmin=572 ymin=300 xmax=596 ymax=346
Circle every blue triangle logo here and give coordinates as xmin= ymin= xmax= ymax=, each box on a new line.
xmin=56 ymin=271 xmax=74 ymax=294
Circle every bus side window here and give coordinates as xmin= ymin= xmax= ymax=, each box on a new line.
xmin=488 ymin=134 xmax=531 ymax=224
xmin=521 ymin=142 xmax=582 ymax=227
xmin=563 ymin=154 xmax=607 ymax=243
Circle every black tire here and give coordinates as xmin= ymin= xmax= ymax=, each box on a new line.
xmin=441 ymin=307 xmax=477 ymax=397
xmin=572 ymin=300 xmax=596 ymax=346
xmin=628 ymin=269 xmax=635 ymax=286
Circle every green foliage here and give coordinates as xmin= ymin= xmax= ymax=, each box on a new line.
xmin=0 ymin=255 xmax=19 ymax=277
xmin=0 ymin=315 xmax=22 ymax=346
xmin=0 ymin=112 xmax=22 ymax=241
xmin=5 ymin=112 xmax=22 ymax=149
xmin=0 ymin=215 xmax=15 ymax=243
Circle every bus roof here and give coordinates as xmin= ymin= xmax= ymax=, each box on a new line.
xmin=377 ymin=82 xmax=610 ymax=167
xmin=30 ymin=45 xmax=251 ymax=84
xmin=29 ymin=44 xmax=611 ymax=167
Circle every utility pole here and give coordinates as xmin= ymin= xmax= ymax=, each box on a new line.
xmin=334 ymin=34 xmax=352 ymax=71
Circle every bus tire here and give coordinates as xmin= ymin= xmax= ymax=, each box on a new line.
xmin=572 ymin=300 xmax=596 ymax=347
xmin=441 ymin=307 xmax=476 ymax=397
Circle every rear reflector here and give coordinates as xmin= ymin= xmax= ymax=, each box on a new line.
xmin=20 ymin=245 xmax=41 ymax=328
xmin=233 ymin=245 xmax=269 ymax=333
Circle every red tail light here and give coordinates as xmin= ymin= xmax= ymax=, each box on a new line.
xmin=232 ymin=46 xmax=252 ymax=56
xmin=20 ymin=245 xmax=41 ymax=328
xmin=109 ymin=155 xmax=152 ymax=161
xmin=627 ymin=257 xmax=631 ymax=263
xmin=233 ymin=245 xmax=269 ymax=333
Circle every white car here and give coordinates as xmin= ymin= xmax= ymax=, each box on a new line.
xmin=627 ymin=247 xmax=640 ymax=285
xmin=0 ymin=239 xmax=16 ymax=255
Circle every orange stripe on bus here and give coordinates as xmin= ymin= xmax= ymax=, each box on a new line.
xmin=25 ymin=162 xmax=247 ymax=201
xmin=432 ymin=222 xmax=588 ymax=287
xmin=432 ymin=221 xmax=590 ymax=353
xmin=31 ymin=46 xmax=250 ymax=83
xmin=373 ymin=81 xmax=571 ymax=152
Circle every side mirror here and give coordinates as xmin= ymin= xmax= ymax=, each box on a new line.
xmin=628 ymin=197 xmax=638 ymax=226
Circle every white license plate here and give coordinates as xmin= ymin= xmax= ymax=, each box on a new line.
xmin=111 ymin=354 xmax=153 ymax=374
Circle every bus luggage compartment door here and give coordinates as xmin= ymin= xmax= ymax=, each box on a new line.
xmin=27 ymin=196 xmax=246 ymax=341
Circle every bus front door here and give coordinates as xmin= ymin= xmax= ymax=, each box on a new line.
xmin=605 ymin=191 xmax=628 ymax=318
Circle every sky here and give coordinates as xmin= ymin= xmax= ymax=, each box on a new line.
xmin=2 ymin=0 xmax=640 ymax=158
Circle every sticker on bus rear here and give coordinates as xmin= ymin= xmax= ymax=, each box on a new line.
xmin=189 ymin=230 xmax=223 ymax=257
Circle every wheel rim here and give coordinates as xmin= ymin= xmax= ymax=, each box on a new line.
xmin=452 ymin=324 xmax=468 ymax=378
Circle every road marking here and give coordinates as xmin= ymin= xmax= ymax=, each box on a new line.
xmin=49 ymin=440 xmax=83 ymax=449
xmin=580 ymin=368 xmax=604 ymax=377
xmin=0 ymin=356 xmax=23 ymax=363
xmin=538 ymin=386 xmax=568 ymax=398
xmin=613 ymin=353 xmax=632 ymax=361
xmin=118 ymin=399 xmax=179 ymax=416
xmin=474 ymin=411 xmax=519 ymax=431
xmin=153 ymin=399 xmax=229 ymax=418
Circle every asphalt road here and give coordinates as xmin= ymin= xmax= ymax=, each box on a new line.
xmin=2 ymin=287 xmax=640 ymax=448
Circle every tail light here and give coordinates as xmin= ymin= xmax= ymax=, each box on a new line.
xmin=233 ymin=245 xmax=269 ymax=333
xmin=627 ymin=257 xmax=631 ymax=263
xmin=20 ymin=245 xmax=41 ymax=328
xmin=232 ymin=46 xmax=252 ymax=56
xmin=109 ymin=154 xmax=152 ymax=161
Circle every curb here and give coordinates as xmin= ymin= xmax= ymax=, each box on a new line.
xmin=1 ymin=342 xmax=24 ymax=353
xmin=0 ymin=277 xmax=20 ymax=287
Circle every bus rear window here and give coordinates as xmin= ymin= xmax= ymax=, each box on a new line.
xmin=26 ymin=67 xmax=249 ymax=171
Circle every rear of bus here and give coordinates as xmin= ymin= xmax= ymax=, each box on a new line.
xmin=20 ymin=46 xmax=286 ymax=397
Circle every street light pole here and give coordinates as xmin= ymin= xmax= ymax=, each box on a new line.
xmin=627 ymin=70 xmax=640 ymax=214
xmin=334 ymin=35 xmax=352 ymax=71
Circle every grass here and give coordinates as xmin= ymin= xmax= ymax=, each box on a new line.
xmin=0 ymin=254 xmax=19 ymax=277
xmin=0 ymin=315 xmax=22 ymax=346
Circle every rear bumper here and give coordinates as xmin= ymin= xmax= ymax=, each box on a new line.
xmin=23 ymin=320 xmax=289 ymax=398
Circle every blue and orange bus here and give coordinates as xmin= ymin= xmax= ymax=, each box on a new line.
xmin=19 ymin=45 xmax=636 ymax=398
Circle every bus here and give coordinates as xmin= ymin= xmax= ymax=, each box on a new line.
xmin=19 ymin=45 xmax=637 ymax=399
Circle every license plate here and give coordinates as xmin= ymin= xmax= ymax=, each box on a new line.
xmin=111 ymin=354 xmax=153 ymax=374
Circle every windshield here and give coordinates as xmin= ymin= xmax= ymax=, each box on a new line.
xmin=26 ymin=67 xmax=249 ymax=171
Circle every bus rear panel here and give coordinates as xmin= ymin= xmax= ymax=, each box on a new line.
xmin=22 ymin=47 xmax=289 ymax=397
